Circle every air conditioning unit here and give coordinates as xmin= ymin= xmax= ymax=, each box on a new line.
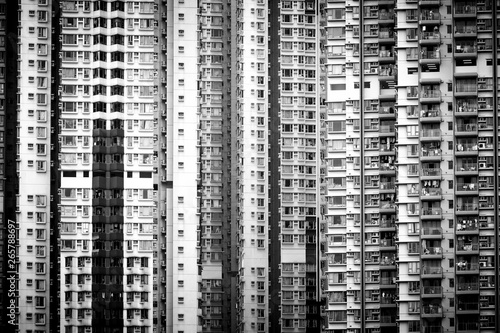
xmin=478 ymin=143 xmax=485 ymax=149
xmin=479 ymin=163 xmax=486 ymax=168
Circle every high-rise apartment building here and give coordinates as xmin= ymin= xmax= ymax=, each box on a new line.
xmin=323 ymin=1 xmax=499 ymax=333
xmin=2 ymin=1 xmax=500 ymax=333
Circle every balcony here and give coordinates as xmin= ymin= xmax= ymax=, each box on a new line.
xmin=421 ymin=168 xmax=441 ymax=178
xmin=456 ymin=163 xmax=477 ymax=175
xmin=379 ymin=11 xmax=395 ymax=22
xmin=420 ymin=188 xmax=442 ymax=201
xmin=420 ymin=129 xmax=441 ymax=141
xmin=456 ymin=243 xmax=479 ymax=254
xmin=457 ymin=302 xmax=479 ymax=313
xmin=378 ymin=30 xmax=395 ymax=44
xmin=380 ymin=296 xmax=397 ymax=306
xmin=422 ymin=305 xmax=443 ymax=318
xmin=454 ymin=26 xmax=477 ymax=39
xmin=455 ymin=124 xmax=477 ymax=136
xmin=456 ymin=282 xmax=479 ymax=293
xmin=456 ymin=204 xmax=478 ymax=214
xmin=380 ymin=277 xmax=396 ymax=287
xmin=422 ymin=246 xmax=443 ymax=258
xmin=456 ymin=220 xmax=478 ymax=234
xmin=454 ymin=5 xmax=477 ymax=17
xmin=421 ymin=266 xmax=442 ymax=278
xmin=380 ymin=315 xmax=397 ymax=325
xmin=380 ymin=256 xmax=396 ymax=267
xmin=456 ymin=183 xmax=478 ymax=195
xmin=380 ymin=145 xmax=396 ymax=154
xmin=457 ymin=322 xmax=480 ymax=332
xmin=419 ymin=90 xmax=441 ymax=103
xmin=419 ymin=11 xmax=441 ymax=25
xmin=422 ymin=286 xmax=442 ymax=297
xmin=421 ymin=227 xmax=442 ymax=239
xmin=380 ymin=219 xmax=396 ymax=230
xmin=455 ymin=85 xmax=477 ymax=97
xmin=454 ymin=44 xmax=477 ymax=59
xmin=421 ymin=208 xmax=441 ymax=219
xmin=379 ymin=124 xmax=396 ymax=135
xmin=379 ymin=238 xmax=396 ymax=249
xmin=420 ymin=148 xmax=442 ymax=161
xmin=378 ymin=50 xmax=395 ymax=63
xmin=455 ymin=143 xmax=478 ymax=156
xmin=422 ymin=327 xmax=443 ymax=333
xmin=379 ymin=106 xmax=396 ymax=118
xmin=420 ymin=32 xmax=441 ymax=45
xmin=380 ymin=201 xmax=396 ymax=212
xmin=420 ymin=109 xmax=441 ymax=122
xmin=380 ymin=182 xmax=395 ymax=191
xmin=456 ymin=262 xmax=479 ymax=274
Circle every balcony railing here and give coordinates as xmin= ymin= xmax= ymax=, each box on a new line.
xmin=420 ymin=149 xmax=442 ymax=158
xmin=457 ymin=322 xmax=480 ymax=332
xmin=456 ymin=85 xmax=477 ymax=93
xmin=457 ymin=221 xmax=478 ymax=232
xmin=457 ymin=302 xmax=479 ymax=311
xmin=421 ymin=208 xmax=441 ymax=216
xmin=456 ymin=124 xmax=477 ymax=132
xmin=380 ymin=182 xmax=395 ymax=190
xmin=422 ymin=266 xmax=442 ymax=275
xmin=420 ymin=12 xmax=441 ymax=21
xmin=380 ymin=277 xmax=396 ymax=286
xmin=421 ymin=90 xmax=441 ymax=98
xmin=420 ymin=32 xmax=441 ymax=41
xmin=380 ymin=257 xmax=396 ymax=265
xmin=456 ymin=183 xmax=478 ymax=191
xmin=421 ymin=227 xmax=442 ymax=236
xmin=380 ymin=239 xmax=395 ymax=247
xmin=456 ymin=164 xmax=477 ymax=172
xmin=380 ymin=145 xmax=395 ymax=152
xmin=380 ymin=296 xmax=396 ymax=305
xmin=380 ymin=315 xmax=396 ymax=323
xmin=456 ymin=143 xmax=478 ymax=152
xmin=422 ymin=305 xmax=442 ymax=315
xmin=422 ymin=246 xmax=442 ymax=255
xmin=421 ymin=188 xmax=441 ymax=197
xmin=379 ymin=13 xmax=395 ymax=20
xmin=380 ymin=163 xmax=395 ymax=171
xmin=455 ymin=44 xmax=477 ymax=54
xmin=422 ymin=286 xmax=442 ymax=295
xmin=457 ymin=243 xmax=479 ymax=251
xmin=456 ymin=204 xmax=478 ymax=211
xmin=380 ymin=220 xmax=396 ymax=229
xmin=378 ymin=31 xmax=394 ymax=39
xmin=422 ymin=168 xmax=441 ymax=176
xmin=455 ymin=5 xmax=476 ymax=15
xmin=455 ymin=26 xmax=477 ymax=35
xmin=421 ymin=129 xmax=441 ymax=138
xmin=456 ymin=262 xmax=479 ymax=271
xmin=421 ymin=109 xmax=441 ymax=118
xmin=457 ymin=282 xmax=479 ymax=291
xmin=379 ymin=125 xmax=396 ymax=133
xmin=422 ymin=327 xmax=443 ymax=333
xmin=380 ymin=201 xmax=396 ymax=210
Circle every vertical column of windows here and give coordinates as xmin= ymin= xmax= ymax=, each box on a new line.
xmin=18 ymin=0 xmax=52 ymax=331
xmin=323 ymin=1 xmax=350 ymax=332
xmin=394 ymin=0 xmax=422 ymax=332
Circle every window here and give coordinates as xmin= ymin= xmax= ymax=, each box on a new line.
xmin=35 ymin=262 xmax=46 ymax=274
xmin=37 ymin=27 xmax=47 ymax=38
xmin=36 ymin=161 xmax=46 ymax=172
xmin=38 ymin=11 xmax=47 ymax=22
